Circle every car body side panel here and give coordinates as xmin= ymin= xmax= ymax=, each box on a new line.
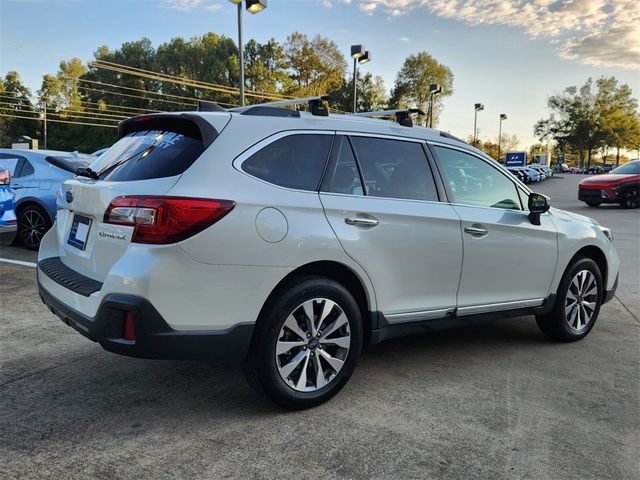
xmin=39 ymin=228 xmax=293 ymax=330
xmin=548 ymin=208 xmax=620 ymax=292
xmin=453 ymin=205 xmax=558 ymax=307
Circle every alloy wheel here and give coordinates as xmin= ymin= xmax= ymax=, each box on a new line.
xmin=623 ymin=188 xmax=638 ymax=209
xmin=275 ymin=298 xmax=351 ymax=392
xmin=565 ymin=270 xmax=598 ymax=333
xmin=19 ymin=209 xmax=47 ymax=249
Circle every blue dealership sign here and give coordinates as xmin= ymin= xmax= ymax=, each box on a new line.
xmin=505 ymin=151 xmax=527 ymax=167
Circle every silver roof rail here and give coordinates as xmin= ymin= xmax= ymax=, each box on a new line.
xmin=230 ymin=95 xmax=332 ymax=117
xmin=352 ymin=108 xmax=425 ymax=127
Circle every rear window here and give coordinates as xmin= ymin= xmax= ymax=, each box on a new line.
xmin=241 ymin=134 xmax=332 ymax=191
xmin=88 ymin=130 xmax=205 ymax=181
xmin=46 ymin=155 xmax=92 ymax=173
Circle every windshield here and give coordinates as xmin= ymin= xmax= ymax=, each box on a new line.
xmin=611 ymin=161 xmax=640 ymax=175
xmin=87 ymin=130 xmax=205 ymax=181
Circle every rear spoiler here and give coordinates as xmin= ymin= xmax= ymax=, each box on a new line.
xmin=117 ymin=113 xmax=219 ymax=148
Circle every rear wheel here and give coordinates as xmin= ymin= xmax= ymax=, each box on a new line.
xmin=536 ymin=257 xmax=602 ymax=342
xmin=621 ymin=186 xmax=639 ymax=209
xmin=242 ymin=276 xmax=363 ymax=410
xmin=585 ymin=201 xmax=601 ymax=207
xmin=18 ymin=205 xmax=51 ymax=250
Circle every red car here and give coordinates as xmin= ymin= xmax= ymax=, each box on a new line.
xmin=578 ymin=160 xmax=640 ymax=208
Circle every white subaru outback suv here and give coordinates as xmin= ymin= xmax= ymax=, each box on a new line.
xmin=38 ymin=98 xmax=619 ymax=409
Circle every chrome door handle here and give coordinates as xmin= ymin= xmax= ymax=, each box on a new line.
xmin=12 ymin=184 xmax=24 ymax=189
xmin=464 ymin=224 xmax=488 ymax=237
xmin=345 ymin=217 xmax=379 ymax=227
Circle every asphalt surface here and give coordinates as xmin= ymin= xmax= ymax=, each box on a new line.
xmin=1 ymin=175 xmax=638 ymax=479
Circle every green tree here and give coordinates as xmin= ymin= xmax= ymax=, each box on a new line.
xmin=595 ymin=77 xmax=639 ymax=165
xmin=535 ymin=77 xmax=639 ymax=167
xmin=284 ymin=32 xmax=346 ymax=96
xmin=331 ymin=72 xmax=387 ymax=113
xmin=0 ymin=71 xmax=38 ymax=146
xmin=389 ymin=52 xmax=453 ymax=127
xmin=245 ymin=38 xmax=290 ymax=97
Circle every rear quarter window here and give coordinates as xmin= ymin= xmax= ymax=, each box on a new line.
xmin=241 ymin=134 xmax=333 ymax=191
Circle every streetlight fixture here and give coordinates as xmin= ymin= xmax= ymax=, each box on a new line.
xmin=473 ymin=103 xmax=484 ymax=147
xmin=229 ymin=0 xmax=268 ymax=107
xmin=498 ymin=113 xmax=507 ymax=162
xmin=351 ymin=45 xmax=372 ymax=113
xmin=428 ymin=83 xmax=442 ymax=128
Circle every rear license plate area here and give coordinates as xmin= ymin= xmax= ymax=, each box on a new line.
xmin=67 ymin=214 xmax=92 ymax=250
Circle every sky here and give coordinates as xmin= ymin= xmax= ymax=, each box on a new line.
xmin=1 ymin=0 xmax=639 ymax=149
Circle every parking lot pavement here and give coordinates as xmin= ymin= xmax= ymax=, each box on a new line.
xmin=1 ymin=176 xmax=639 ymax=479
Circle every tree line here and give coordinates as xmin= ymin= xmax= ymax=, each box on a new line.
xmin=0 ymin=32 xmax=453 ymax=152
xmin=535 ymin=77 xmax=640 ymax=167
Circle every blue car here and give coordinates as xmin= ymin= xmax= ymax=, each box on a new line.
xmin=0 ymin=149 xmax=93 ymax=250
xmin=0 ymin=168 xmax=17 ymax=246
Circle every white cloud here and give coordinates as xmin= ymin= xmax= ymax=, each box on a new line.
xmin=166 ymin=0 xmax=202 ymax=10
xmin=348 ymin=0 xmax=640 ymax=70
xmin=400 ymin=36 xmax=409 ymax=42
xmin=165 ymin=0 xmax=224 ymax=13
xmin=359 ymin=2 xmax=378 ymax=13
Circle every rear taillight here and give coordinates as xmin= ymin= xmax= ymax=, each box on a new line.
xmin=104 ymin=196 xmax=235 ymax=244
xmin=0 ymin=169 xmax=10 ymax=185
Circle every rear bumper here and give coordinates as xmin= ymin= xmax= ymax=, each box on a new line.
xmin=38 ymin=278 xmax=254 ymax=362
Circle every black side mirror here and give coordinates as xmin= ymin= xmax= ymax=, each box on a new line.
xmin=528 ymin=192 xmax=550 ymax=225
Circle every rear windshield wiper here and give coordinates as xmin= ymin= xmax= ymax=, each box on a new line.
xmin=75 ymin=167 xmax=99 ymax=179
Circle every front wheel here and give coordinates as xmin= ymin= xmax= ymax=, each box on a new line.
xmin=536 ymin=257 xmax=602 ymax=342
xmin=621 ymin=186 xmax=639 ymax=209
xmin=242 ymin=276 xmax=363 ymax=410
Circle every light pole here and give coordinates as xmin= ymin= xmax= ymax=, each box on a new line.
xmin=428 ymin=84 xmax=442 ymax=128
xmin=498 ymin=113 xmax=507 ymax=162
xmin=229 ymin=0 xmax=267 ymax=107
xmin=473 ymin=103 xmax=484 ymax=147
xmin=350 ymin=45 xmax=371 ymax=113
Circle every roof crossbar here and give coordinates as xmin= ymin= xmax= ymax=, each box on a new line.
xmin=231 ymin=95 xmax=332 ymax=117
xmin=352 ymin=108 xmax=425 ymax=127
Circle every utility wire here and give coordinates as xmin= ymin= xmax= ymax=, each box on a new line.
xmin=0 ymin=113 xmax=117 ymax=129
xmin=93 ymin=59 xmax=294 ymax=101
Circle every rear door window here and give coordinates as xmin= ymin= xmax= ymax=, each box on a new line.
xmin=349 ymin=136 xmax=438 ymax=201
xmin=242 ymin=134 xmax=333 ymax=191
xmin=321 ymin=136 xmax=364 ymax=196
xmin=88 ymin=130 xmax=206 ymax=181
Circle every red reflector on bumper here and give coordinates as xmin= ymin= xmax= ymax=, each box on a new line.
xmin=124 ymin=312 xmax=136 ymax=341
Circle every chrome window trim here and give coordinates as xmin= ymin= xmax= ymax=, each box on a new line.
xmin=318 ymin=190 xmax=447 ymax=207
xmin=336 ymin=130 xmax=427 ymax=144
xmin=232 ymin=129 xmax=335 ymax=194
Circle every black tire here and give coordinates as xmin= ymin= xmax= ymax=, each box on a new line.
xmin=621 ymin=186 xmax=639 ymax=209
xmin=17 ymin=204 xmax=51 ymax=250
xmin=536 ymin=257 xmax=603 ymax=342
xmin=242 ymin=276 xmax=363 ymax=410
xmin=585 ymin=201 xmax=601 ymax=207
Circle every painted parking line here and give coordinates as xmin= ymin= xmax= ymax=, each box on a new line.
xmin=0 ymin=258 xmax=37 ymax=268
